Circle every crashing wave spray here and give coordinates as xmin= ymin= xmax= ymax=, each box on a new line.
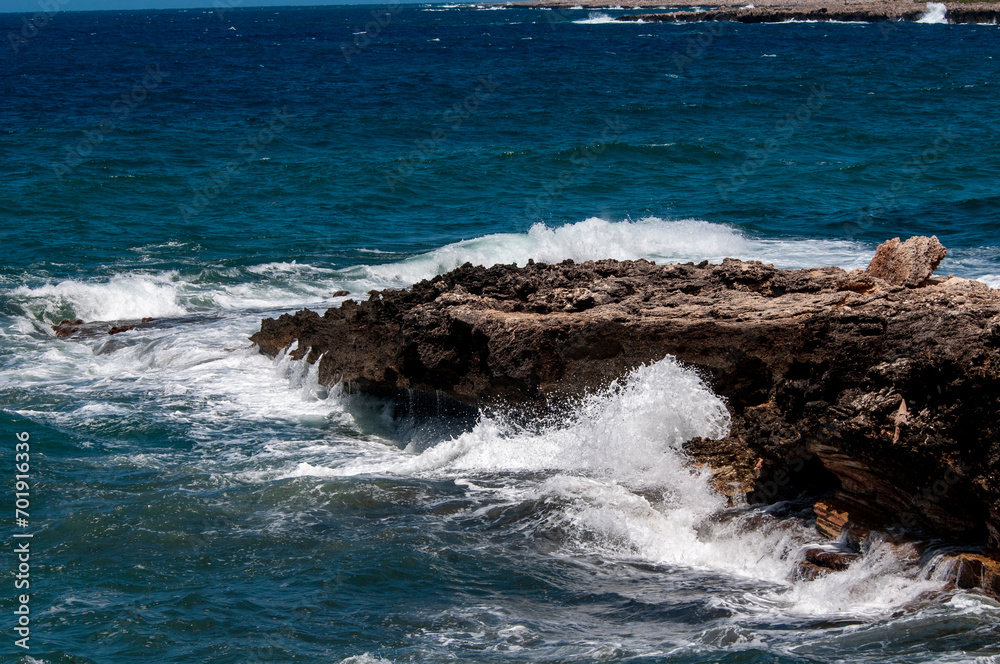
xmin=918 ymin=2 xmax=948 ymax=23
xmin=288 ymin=354 xmax=961 ymax=618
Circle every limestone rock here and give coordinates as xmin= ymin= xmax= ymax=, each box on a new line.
xmin=864 ymin=235 xmax=947 ymax=287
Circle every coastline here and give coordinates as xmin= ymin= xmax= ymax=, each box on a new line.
xmin=10 ymin=3 xmax=1000 ymax=658
xmin=508 ymin=0 xmax=1000 ymax=24
xmin=250 ymin=236 xmax=1000 ymax=601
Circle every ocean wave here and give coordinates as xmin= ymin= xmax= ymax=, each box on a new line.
xmin=5 ymin=217 xmax=877 ymax=324
xmin=573 ymin=12 xmax=624 ymax=24
xmin=1 ymin=239 xmax=973 ymax=627
xmin=976 ymin=275 xmax=1000 ymax=289
xmin=279 ymin=353 xmax=956 ymax=619
xmin=337 ymin=654 xmax=394 ymax=664
xmin=346 ymin=217 xmax=873 ymax=292
xmin=12 ymin=272 xmax=187 ymax=322
xmin=917 ymin=2 xmax=948 ymax=24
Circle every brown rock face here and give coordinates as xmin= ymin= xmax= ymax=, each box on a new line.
xmin=813 ymin=500 xmax=851 ymax=541
xmin=865 ymin=236 xmax=947 ymax=287
xmin=948 ymin=553 xmax=1000 ymax=597
xmin=252 ymin=237 xmax=1000 ymax=578
xmin=53 ymin=319 xmax=85 ymax=338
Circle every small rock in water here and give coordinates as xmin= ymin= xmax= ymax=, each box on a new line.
xmin=53 ymin=319 xmax=84 ymax=338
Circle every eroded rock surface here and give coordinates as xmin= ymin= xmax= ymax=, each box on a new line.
xmin=252 ymin=237 xmax=1000 ymax=592
xmin=865 ymin=235 xmax=947 ymax=287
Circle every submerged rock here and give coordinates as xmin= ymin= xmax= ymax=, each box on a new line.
xmin=252 ymin=236 xmax=1000 ymax=597
xmin=52 ymin=314 xmax=219 ymax=340
xmin=53 ymin=318 xmax=85 ymax=338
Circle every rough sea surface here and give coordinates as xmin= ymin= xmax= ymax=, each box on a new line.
xmin=2 ymin=4 xmax=1000 ymax=663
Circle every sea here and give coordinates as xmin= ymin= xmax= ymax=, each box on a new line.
xmin=2 ymin=3 xmax=1000 ymax=662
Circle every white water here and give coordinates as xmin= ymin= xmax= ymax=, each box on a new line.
xmin=573 ymin=12 xmax=623 ymax=24
xmin=11 ymin=217 xmax=995 ymax=327
xmin=3 ymin=216 xmax=994 ymax=627
xmin=342 ymin=217 xmax=877 ymax=293
xmin=917 ymin=2 xmax=948 ymax=24
xmin=276 ymin=356 xmax=960 ymax=620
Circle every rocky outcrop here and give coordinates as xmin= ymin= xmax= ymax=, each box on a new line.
xmin=865 ymin=236 xmax=947 ymax=287
xmin=620 ymin=6 xmax=920 ymax=22
xmin=616 ymin=3 xmax=1000 ymax=23
xmin=252 ymin=237 xmax=1000 ymax=595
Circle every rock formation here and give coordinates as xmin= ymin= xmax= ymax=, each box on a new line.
xmin=614 ymin=3 xmax=1000 ymax=24
xmin=865 ymin=236 xmax=946 ymax=287
xmin=251 ymin=236 xmax=1000 ymax=597
xmin=510 ymin=0 xmax=1000 ymax=24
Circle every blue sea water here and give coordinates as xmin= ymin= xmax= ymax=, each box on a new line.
xmin=2 ymin=4 xmax=1000 ymax=663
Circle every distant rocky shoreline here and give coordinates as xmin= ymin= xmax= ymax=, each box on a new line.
xmin=251 ymin=236 xmax=1000 ymax=599
xmin=510 ymin=0 xmax=1000 ymax=24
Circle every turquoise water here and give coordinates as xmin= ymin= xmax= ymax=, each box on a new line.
xmin=2 ymin=5 xmax=1000 ymax=662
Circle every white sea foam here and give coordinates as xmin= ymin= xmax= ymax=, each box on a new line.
xmin=337 ymin=655 xmax=393 ymax=664
xmin=6 ymin=218 xmax=881 ymax=326
xmin=573 ymin=12 xmax=620 ymax=24
xmin=13 ymin=273 xmax=187 ymax=322
xmin=917 ymin=2 xmax=948 ymax=23
xmin=976 ymin=274 xmax=1000 ymax=289
xmin=10 ymin=267 xmax=339 ymax=326
xmin=1 ymin=307 xmax=351 ymax=448
xmin=278 ymin=353 xmax=956 ymax=618
xmin=343 ymin=217 xmax=872 ymax=293
xmin=285 ymin=357 xmax=727 ymax=478
xmin=244 ymin=261 xmax=338 ymax=276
